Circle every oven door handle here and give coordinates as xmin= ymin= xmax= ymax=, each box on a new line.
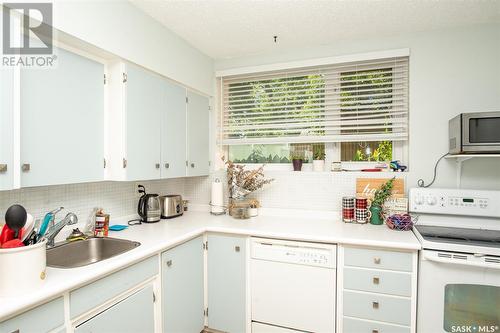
xmin=423 ymin=252 xmax=500 ymax=270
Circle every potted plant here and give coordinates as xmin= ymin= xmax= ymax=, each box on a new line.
xmin=291 ymin=154 xmax=304 ymax=171
xmin=248 ymin=199 xmax=260 ymax=217
xmin=312 ymin=146 xmax=325 ymax=172
xmin=370 ymin=177 xmax=395 ymax=225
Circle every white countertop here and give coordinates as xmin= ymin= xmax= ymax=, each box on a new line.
xmin=0 ymin=208 xmax=420 ymax=321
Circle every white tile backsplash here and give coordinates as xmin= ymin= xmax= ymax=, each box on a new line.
xmin=0 ymin=171 xmax=405 ymax=228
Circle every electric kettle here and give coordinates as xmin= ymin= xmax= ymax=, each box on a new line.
xmin=137 ymin=185 xmax=161 ymax=223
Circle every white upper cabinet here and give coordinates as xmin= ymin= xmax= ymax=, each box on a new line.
xmin=106 ymin=61 xmax=210 ymax=181
xmin=161 ymin=81 xmax=187 ymax=179
xmin=124 ymin=63 xmax=163 ymax=181
xmin=187 ymin=91 xmax=210 ymax=177
xmin=0 ymin=67 xmax=15 ymax=190
xmin=20 ymin=47 xmax=104 ymax=187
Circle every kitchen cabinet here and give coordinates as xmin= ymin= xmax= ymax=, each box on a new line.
xmin=162 ymin=236 xmax=204 ymax=333
xmin=338 ymin=245 xmax=418 ymax=333
xmin=106 ymin=62 xmax=210 ymax=181
xmin=0 ymin=67 xmax=14 ymax=191
xmin=0 ymin=297 xmax=65 ymax=333
xmin=161 ymin=81 xmax=187 ymax=179
xmin=20 ymin=47 xmax=104 ymax=187
xmin=186 ymin=91 xmax=210 ymax=177
xmin=74 ymin=285 xmax=155 ymax=333
xmin=207 ymin=234 xmax=247 ymax=333
xmin=106 ymin=62 xmax=163 ymax=181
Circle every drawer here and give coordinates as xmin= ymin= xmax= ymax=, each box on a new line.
xmin=70 ymin=255 xmax=158 ymax=318
xmin=343 ymin=267 xmax=412 ymax=296
xmin=343 ymin=290 xmax=411 ymax=326
xmin=344 ymin=247 xmax=412 ymax=272
xmin=343 ymin=317 xmax=411 ymax=333
xmin=0 ymin=297 xmax=64 ymax=333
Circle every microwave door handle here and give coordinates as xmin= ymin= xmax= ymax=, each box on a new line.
xmin=423 ymin=252 xmax=500 ymax=270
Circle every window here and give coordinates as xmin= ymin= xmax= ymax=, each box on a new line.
xmin=219 ymin=56 xmax=408 ymax=164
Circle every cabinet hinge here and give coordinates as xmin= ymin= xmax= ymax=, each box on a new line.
xmin=208 ymin=106 xmax=211 ymax=111
xmin=153 ymin=292 xmax=156 ymax=303
xmin=103 ymin=158 xmax=106 ymax=169
xmin=123 ymin=72 xmax=128 ymax=83
xmin=208 ymin=161 xmax=211 ymax=166
xmin=185 ymin=160 xmax=188 ymax=167
xmin=103 ymin=74 xmax=107 ymax=85
xmin=186 ymin=96 xmax=188 ymax=103
xmin=203 ymin=241 xmax=208 ymax=250
xmin=204 ymin=308 xmax=208 ymax=317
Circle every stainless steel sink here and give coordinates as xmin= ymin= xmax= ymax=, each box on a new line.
xmin=47 ymin=237 xmax=141 ymax=268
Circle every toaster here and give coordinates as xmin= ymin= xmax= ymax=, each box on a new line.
xmin=159 ymin=195 xmax=184 ymax=219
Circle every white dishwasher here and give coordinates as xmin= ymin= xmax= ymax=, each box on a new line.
xmin=251 ymin=237 xmax=336 ymax=333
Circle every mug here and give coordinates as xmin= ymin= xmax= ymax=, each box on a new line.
xmin=355 ymin=197 xmax=371 ymax=209
xmin=342 ymin=196 xmax=355 ymax=208
xmin=343 ymin=208 xmax=355 ymax=223
xmin=356 ymin=208 xmax=372 ymax=224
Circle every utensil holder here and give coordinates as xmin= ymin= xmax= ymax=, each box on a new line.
xmin=0 ymin=240 xmax=47 ymax=297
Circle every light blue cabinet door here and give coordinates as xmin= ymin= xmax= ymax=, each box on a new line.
xmin=186 ymin=91 xmax=209 ymax=177
xmin=0 ymin=67 xmax=14 ymax=190
xmin=125 ymin=63 xmax=162 ymax=181
xmin=75 ymin=285 xmax=155 ymax=333
xmin=20 ymin=47 xmax=104 ymax=187
xmin=161 ymin=81 xmax=187 ymax=179
xmin=207 ymin=234 xmax=247 ymax=333
xmin=162 ymin=236 xmax=204 ymax=333
xmin=0 ymin=297 xmax=65 ymax=333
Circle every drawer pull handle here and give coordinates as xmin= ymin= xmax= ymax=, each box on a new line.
xmin=372 ymin=330 xmax=379 ymax=333
xmin=373 ymin=277 xmax=380 ymax=284
xmin=373 ymin=301 xmax=379 ymax=309
xmin=374 ymin=257 xmax=381 ymax=264
xmin=166 ymin=260 xmax=172 ymax=267
xmin=0 ymin=164 xmax=7 ymax=173
xmin=235 ymin=246 xmax=240 ymax=252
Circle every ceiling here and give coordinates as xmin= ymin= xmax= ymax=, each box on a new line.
xmin=130 ymin=0 xmax=500 ymax=60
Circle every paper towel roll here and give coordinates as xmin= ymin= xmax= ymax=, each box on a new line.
xmin=211 ymin=178 xmax=224 ymax=214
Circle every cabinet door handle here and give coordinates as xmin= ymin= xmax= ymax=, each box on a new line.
xmin=0 ymin=164 xmax=7 ymax=173
xmin=191 ymin=163 xmax=195 ymax=168
xmin=165 ymin=163 xmax=169 ymax=169
xmin=373 ymin=257 xmax=381 ymax=264
xmin=372 ymin=301 xmax=379 ymax=309
xmin=373 ymin=277 xmax=380 ymax=285
xmin=166 ymin=260 xmax=172 ymax=267
xmin=122 ymin=158 xmax=127 ymax=168
xmin=155 ymin=163 xmax=160 ymax=169
xmin=21 ymin=163 xmax=30 ymax=172
xmin=372 ymin=330 xmax=379 ymax=333
xmin=235 ymin=246 xmax=240 ymax=252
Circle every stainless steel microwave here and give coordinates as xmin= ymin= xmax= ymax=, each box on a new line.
xmin=449 ymin=112 xmax=500 ymax=154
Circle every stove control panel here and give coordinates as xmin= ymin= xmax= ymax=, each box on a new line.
xmin=409 ymin=188 xmax=500 ymax=217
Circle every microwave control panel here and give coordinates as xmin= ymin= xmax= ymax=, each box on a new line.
xmin=409 ymin=188 xmax=500 ymax=217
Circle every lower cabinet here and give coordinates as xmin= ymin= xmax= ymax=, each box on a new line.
xmin=339 ymin=246 xmax=417 ymax=333
xmin=0 ymin=297 xmax=64 ymax=333
xmin=162 ymin=236 xmax=204 ymax=333
xmin=207 ymin=234 xmax=247 ymax=333
xmin=75 ymin=285 xmax=155 ymax=333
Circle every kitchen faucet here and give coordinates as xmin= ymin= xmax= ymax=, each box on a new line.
xmin=45 ymin=212 xmax=78 ymax=247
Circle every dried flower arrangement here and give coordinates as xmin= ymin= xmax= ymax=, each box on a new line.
xmin=222 ymin=157 xmax=274 ymax=200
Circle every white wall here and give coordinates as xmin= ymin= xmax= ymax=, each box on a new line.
xmin=215 ymin=23 xmax=500 ymax=191
xmin=52 ymin=1 xmax=214 ymax=95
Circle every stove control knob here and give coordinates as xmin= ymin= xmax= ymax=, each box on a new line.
xmin=427 ymin=196 xmax=437 ymax=206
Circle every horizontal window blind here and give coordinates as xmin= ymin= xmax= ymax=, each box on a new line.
xmin=220 ymin=57 xmax=409 ymax=145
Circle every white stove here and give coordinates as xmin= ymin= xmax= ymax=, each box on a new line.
xmin=409 ymin=188 xmax=500 ymax=333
